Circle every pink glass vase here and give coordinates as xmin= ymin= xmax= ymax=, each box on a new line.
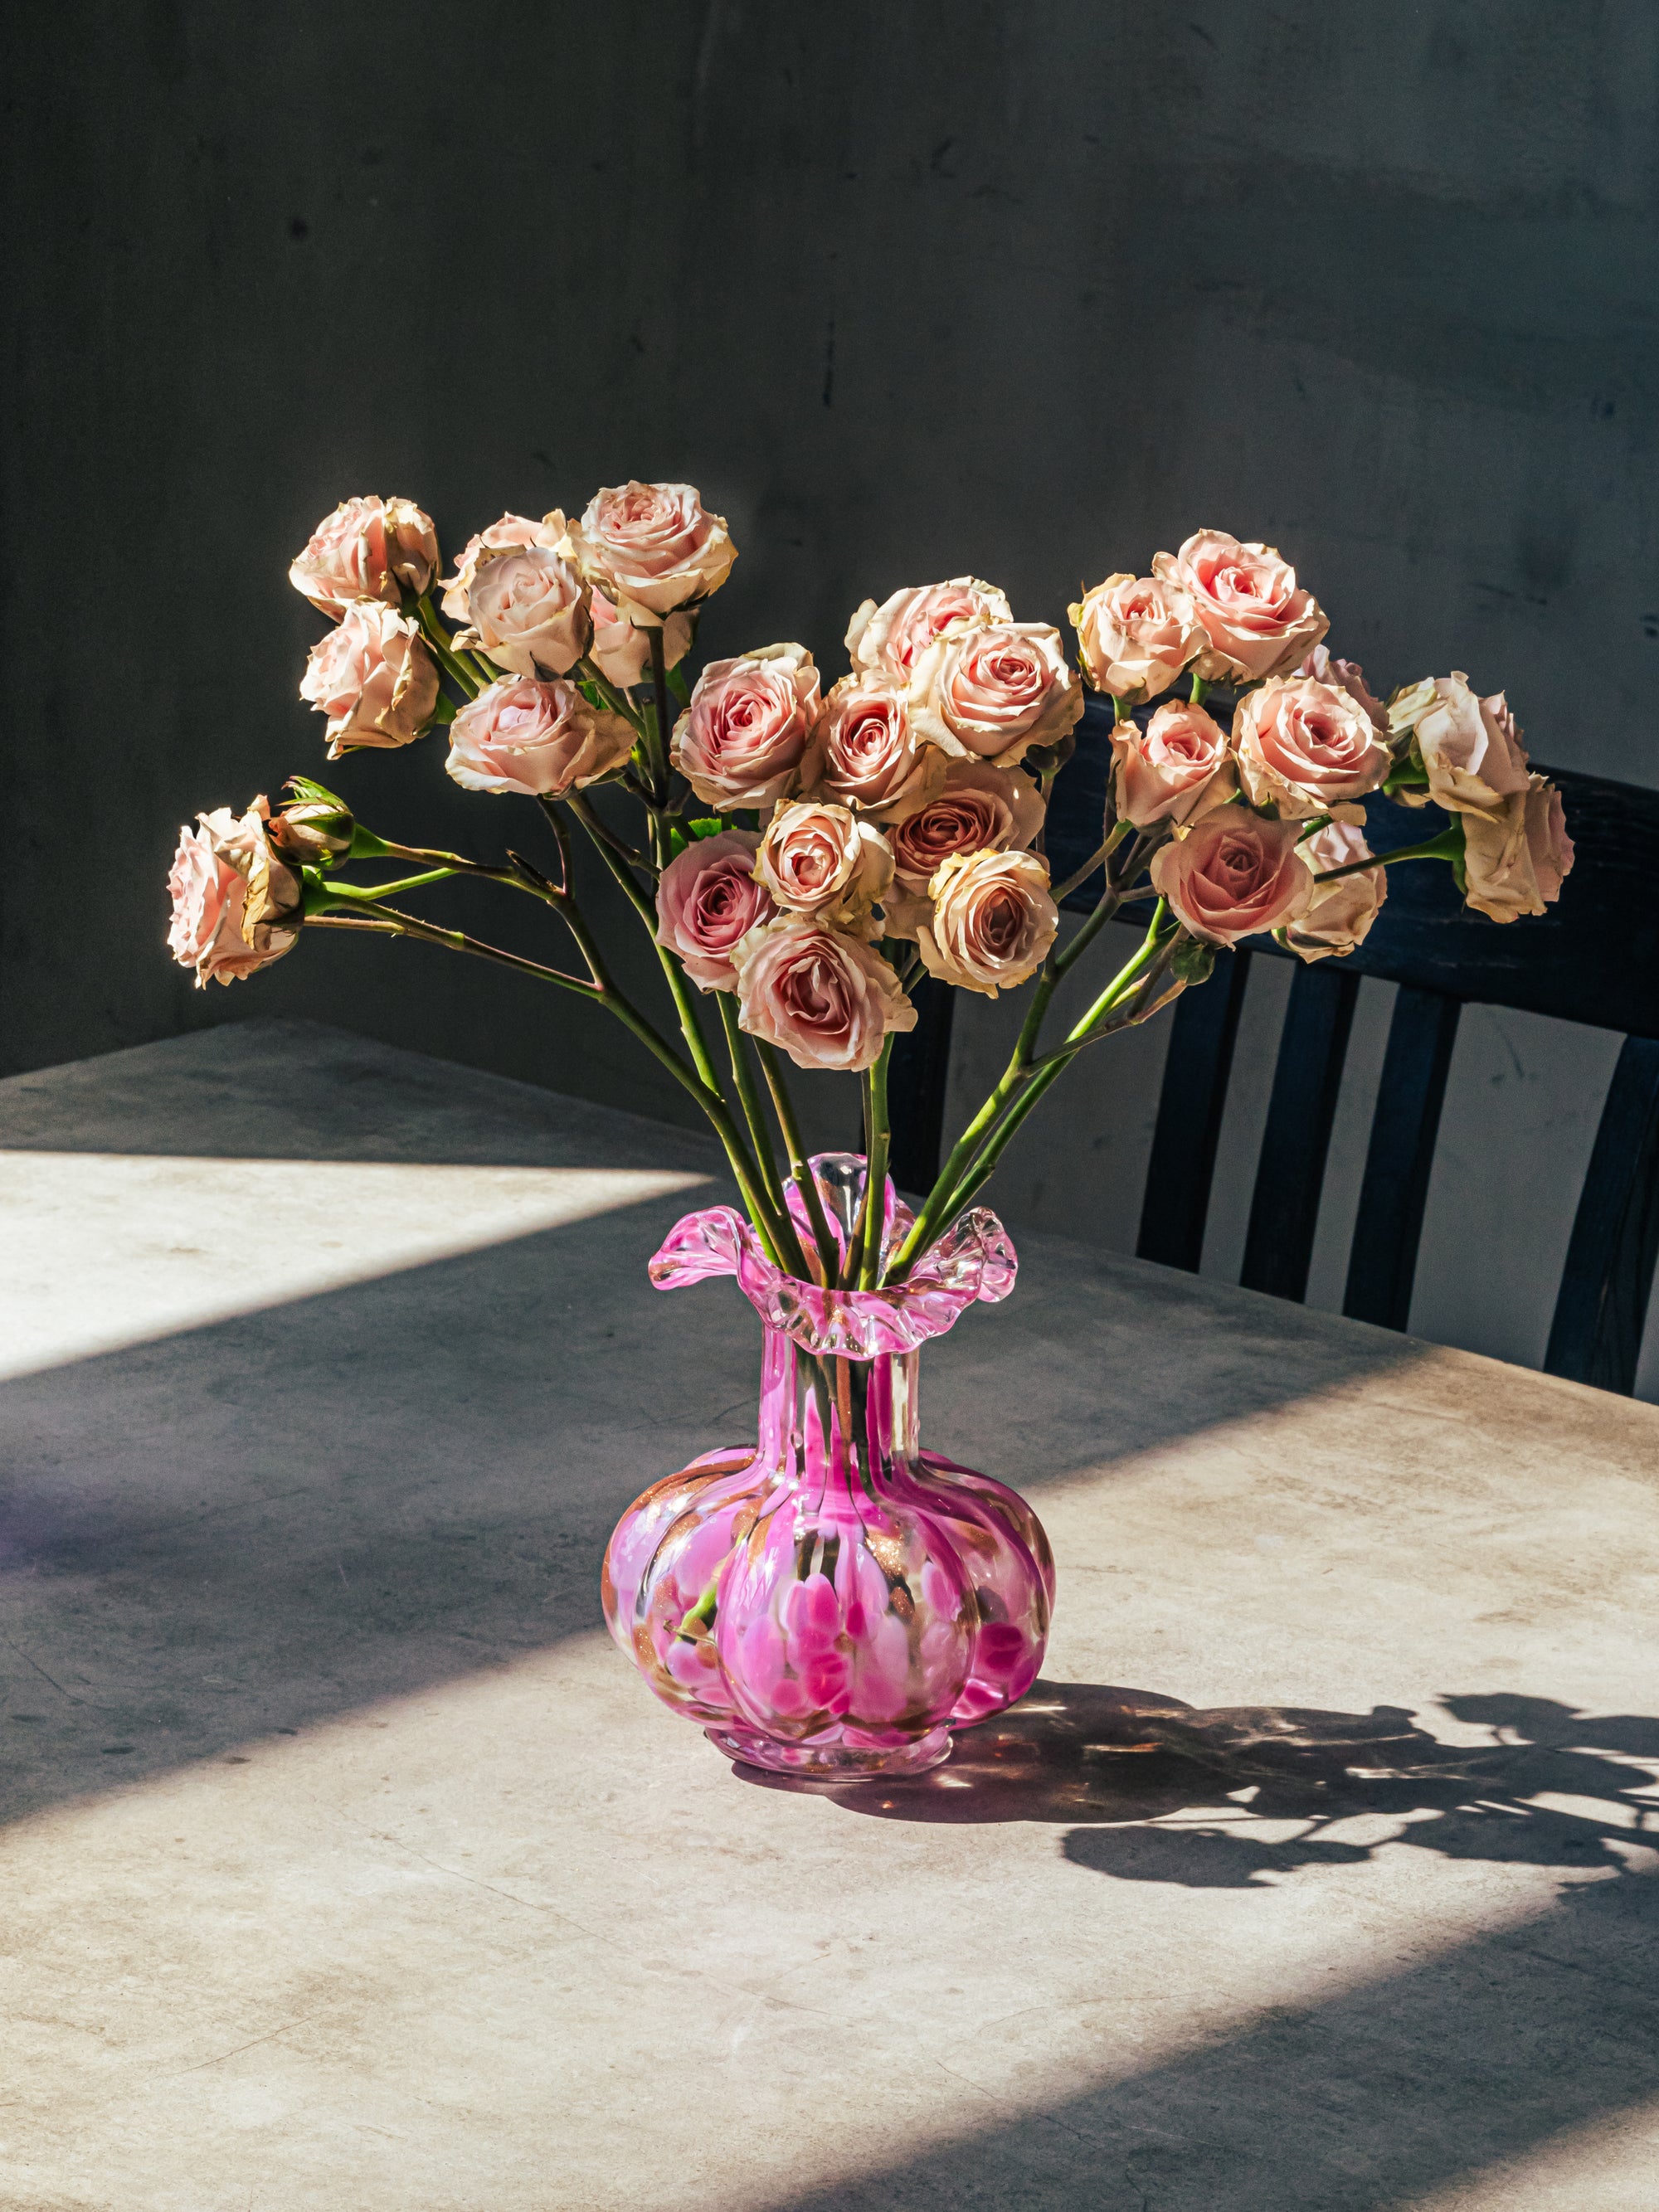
xmin=601 ymin=1155 xmax=1054 ymax=1780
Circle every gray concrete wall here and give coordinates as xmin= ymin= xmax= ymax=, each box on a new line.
xmin=4 ymin=2 xmax=1657 ymax=1378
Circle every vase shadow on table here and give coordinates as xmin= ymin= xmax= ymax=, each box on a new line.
xmin=736 ymin=1681 xmax=1659 ymax=1885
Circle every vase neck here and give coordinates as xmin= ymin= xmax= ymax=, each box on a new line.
xmin=757 ymin=1325 xmax=920 ymax=1496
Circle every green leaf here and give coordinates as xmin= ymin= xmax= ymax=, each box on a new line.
xmin=1170 ymin=934 xmax=1215 ymax=988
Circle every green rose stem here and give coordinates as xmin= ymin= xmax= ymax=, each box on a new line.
xmin=1314 ymin=820 xmax=1466 ymax=886
xmin=753 ymin=1043 xmax=841 ymax=1284
xmin=716 ymin=994 xmax=788 ymax=1219
xmin=849 ymin=1042 xmax=893 ymax=1291
xmin=647 ymin=625 xmax=676 ymax=812
xmin=412 ymin=593 xmax=487 ymax=701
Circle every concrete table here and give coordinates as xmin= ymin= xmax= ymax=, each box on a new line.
xmin=2 ymin=1019 xmax=1657 ymax=2212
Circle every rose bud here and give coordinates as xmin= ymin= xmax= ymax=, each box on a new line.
xmin=917 ymin=848 xmax=1058 ymax=999
xmin=1461 ymin=775 xmax=1574 ymax=922
xmin=883 ymin=761 xmax=1045 ymax=939
xmin=1233 ymin=675 xmax=1390 ymax=819
xmin=757 ymin=801 xmax=893 ymax=933
xmin=438 ymin=511 xmax=564 ymax=620
xmin=1112 ymin=701 xmax=1235 ymax=829
xmin=166 ymin=795 xmax=302 ymax=989
xmin=1150 ymin=805 xmax=1314 ymax=946
xmin=1153 ymin=528 xmax=1327 ymax=683
xmin=844 ymin=577 xmax=1012 ymax=684
xmin=734 ymin=916 xmax=917 ymax=1073
xmin=1069 ymin=572 xmax=1205 ymax=705
xmin=813 ymin=673 xmax=942 ymax=820
xmin=455 ymin=543 xmax=590 ymax=679
xmin=269 ymin=777 xmax=356 ymax=864
xmin=299 ymin=602 xmax=440 ymax=757
xmin=446 ymin=677 xmax=635 ymax=799
xmin=289 ymin=495 xmax=440 ymax=618
xmin=588 ymin=590 xmax=692 ymax=689
xmin=1388 ymin=673 xmax=1531 ymax=815
xmin=655 ymin=830 xmax=777 ymax=992
xmin=907 ymin=621 xmax=1082 ymax=771
xmin=561 ymin=481 xmax=736 ymax=624
xmin=1297 ymin=644 xmax=1386 ymax=732
xmin=671 ymin=642 xmax=821 ymax=810
xmin=1283 ymin=821 xmax=1387 ymax=962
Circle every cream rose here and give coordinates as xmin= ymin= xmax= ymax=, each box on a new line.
xmin=1154 ymin=528 xmax=1327 ymax=683
xmin=1283 ymin=821 xmax=1387 ymax=962
xmin=844 ymin=577 xmax=1013 ymax=683
xmin=166 ymin=795 xmax=302 ymax=989
xmin=289 ymin=495 xmax=439 ymax=618
xmin=1069 ymin=572 xmax=1205 ymax=704
xmin=1389 ymin=673 xmax=1531 ymax=814
xmin=671 ymin=643 xmax=821 ymax=810
xmin=757 ymin=801 xmax=893 ymax=931
xmin=438 ymin=512 xmax=563 ymax=621
xmin=654 ymin=830 xmax=776 ymax=991
xmin=917 ymin=849 xmax=1058 ymax=999
xmin=456 ymin=545 xmax=590 ymax=679
xmin=299 ymin=602 xmax=440 ymax=757
xmin=812 ymin=674 xmax=941 ymax=820
xmin=1150 ymin=805 xmax=1313 ymax=946
xmin=588 ymin=591 xmax=692 ymax=689
xmin=446 ymin=677 xmax=635 ymax=799
xmin=1112 ymin=701 xmax=1235 ymax=828
xmin=1461 ymin=776 xmax=1574 ymax=922
xmin=562 ymin=481 xmax=735 ymax=624
xmin=1298 ymin=644 xmax=1386 ymax=732
xmin=1234 ymin=676 xmax=1391 ymax=819
xmin=733 ymin=917 xmax=917 ymax=1072
xmin=907 ymin=622 xmax=1082 ymax=770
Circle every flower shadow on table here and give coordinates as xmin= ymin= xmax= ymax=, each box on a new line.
xmin=737 ymin=1681 xmax=1659 ymax=1884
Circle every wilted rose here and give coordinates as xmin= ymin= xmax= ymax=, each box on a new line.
xmin=1389 ymin=673 xmax=1531 ymax=814
xmin=166 ymin=795 xmax=302 ymax=989
xmin=457 ymin=544 xmax=590 ymax=679
xmin=907 ymin=622 xmax=1082 ymax=770
xmin=1150 ymin=805 xmax=1313 ymax=946
xmin=446 ymin=677 xmax=635 ymax=799
xmin=1283 ymin=821 xmax=1387 ymax=962
xmin=588 ymin=591 xmax=692 ymax=689
xmin=562 ymin=481 xmax=736 ymax=624
xmin=289 ymin=495 xmax=439 ymax=618
xmin=299 ymin=602 xmax=440 ymax=757
xmin=1069 ymin=573 xmax=1205 ymax=704
xmin=813 ymin=674 xmax=941 ymax=820
xmin=844 ymin=578 xmax=1012 ymax=683
xmin=1298 ymin=644 xmax=1386 ymax=732
xmin=671 ymin=643 xmax=821 ymax=810
xmin=1234 ymin=676 xmax=1391 ymax=819
xmin=439 ymin=512 xmax=563 ymax=620
xmin=757 ymin=801 xmax=893 ymax=931
xmin=917 ymin=848 xmax=1058 ymax=998
xmin=734 ymin=917 xmax=917 ymax=1072
xmin=1154 ymin=528 xmax=1327 ymax=683
xmin=1112 ymin=700 xmax=1235 ymax=828
xmin=1461 ymin=775 xmax=1574 ymax=922
xmin=654 ymin=830 xmax=776 ymax=991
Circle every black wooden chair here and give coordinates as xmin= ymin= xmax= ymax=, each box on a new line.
xmin=887 ymin=695 xmax=1659 ymax=1396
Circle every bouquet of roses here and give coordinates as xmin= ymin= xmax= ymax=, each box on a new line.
xmin=167 ymin=482 xmax=1572 ymax=1294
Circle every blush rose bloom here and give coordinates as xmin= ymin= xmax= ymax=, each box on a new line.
xmin=299 ymin=602 xmax=440 ymax=757
xmin=588 ymin=590 xmax=692 ymax=689
xmin=1298 ymin=644 xmax=1386 ymax=732
xmin=757 ymin=801 xmax=893 ymax=931
xmin=1069 ymin=573 xmax=1205 ymax=704
xmin=813 ymin=674 xmax=942 ymax=820
xmin=289 ymin=495 xmax=440 ymax=618
xmin=562 ymin=481 xmax=736 ymax=625
xmin=1234 ymin=676 xmax=1391 ymax=819
xmin=1154 ymin=528 xmax=1328 ymax=683
xmin=917 ymin=849 xmax=1058 ymax=999
xmin=654 ymin=830 xmax=776 ymax=991
xmin=883 ymin=761 xmax=1046 ymax=939
xmin=1461 ymin=776 xmax=1574 ymax=922
xmin=1283 ymin=821 xmax=1387 ymax=963
xmin=844 ymin=577 xmax=1013 ymax=683
xmin=439 ymin=512 xmax=562 ymax=621
xmin=907 ymin=622 xmax=1082 ymax=770
xmin=1389 ymin=673 xmax=1531 ymax=814
xmin=1112 ymin=701 xmax=1235 ymax=828
xmin=446 ymin=677 xmax=635 ymax=799
xmin=166 ymin=795 xmax=302 ymax=989
xmin=734 ymin=917 xmax=917 ymax=1073
xmin=672 ymin=643 xmax=821 ymax=809
xmin=1150 ymin=805 xmax=1313 ymax=946
xmin=456 ymin=545 xmax=590 ymax=679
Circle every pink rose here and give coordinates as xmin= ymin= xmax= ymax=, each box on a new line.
xmin=1461 ymin=775 xmax=1574 ymax=922
xmin=298 ymin=602 xmax=440 ymax=757
xmin=588 ymin=591 xmax=692 ymax=689
xmin=733 ymin=918 xmax=917 ymax=1072
xmin=1154 ymin=528 xmax=1327 ymax=683
xmin=1298 ymin=644 xmax=1386 ymax=732
xmin=655 ymin=830 xmax=776 ymax=991
xmin=813 ymin=674 xmax=941 ymax=819
xmin=1069 ymin=573 xmax=1205 ymax=704
xmin=1283 ymin=821 xmax=1387 ymax=962
xmin=884 ymin=762 xmax=1045 ymax=938
xmin=844 ymin=577 xmax=1012 ymax=683
xmin=671 ymin=643 xmax=821 ymax=810
xmin=289 ymin=495 xmax=439 ymax=618
xmin=917 ymin=849 xmax=1058 ymax=999
xmin=1150 ymin=805 xmax=1313 ymax=946
xmin=757 ymin=801 xmax=893 ymax=931
xmin=438 ymin=512 xmax=563 ymax=621
xmin=166 ymin=795 xmax=302 ymax=989
xmin=445 ymin=677 xmax=635 ymax=799
xmin=562 ymin=481 xmax=736 ymax=623
xmin=456 ymin=545 xmax=589 ymax=679
xmin=907 ymin=622 xmax=1082 ymax=769
xmin=1389 ymin=673 xmax=1531 ymax=814
xmin=1234 ymin=676 xmax=1391 ymax=819
xmin=1112 ymin=701 xmax=1235 ymax=828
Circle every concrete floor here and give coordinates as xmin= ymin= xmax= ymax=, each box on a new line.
xmin=2 ymin=1020 xmax=1657 ymax=2210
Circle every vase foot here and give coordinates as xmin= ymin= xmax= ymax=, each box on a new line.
xmin=706 ymin=1724 xmax=952 ymax=1781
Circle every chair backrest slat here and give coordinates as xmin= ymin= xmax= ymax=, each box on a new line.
xmin=1239 ymin=962 xmax=1360 ymax=1302
xmin=1137 ymin=946 xmax=1253 ymax=1272
xmin=1342 ymin=987 xmax=1462 ymax=1332
xmin=1544 ymin=1035 xmax=1659 ymax=1393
